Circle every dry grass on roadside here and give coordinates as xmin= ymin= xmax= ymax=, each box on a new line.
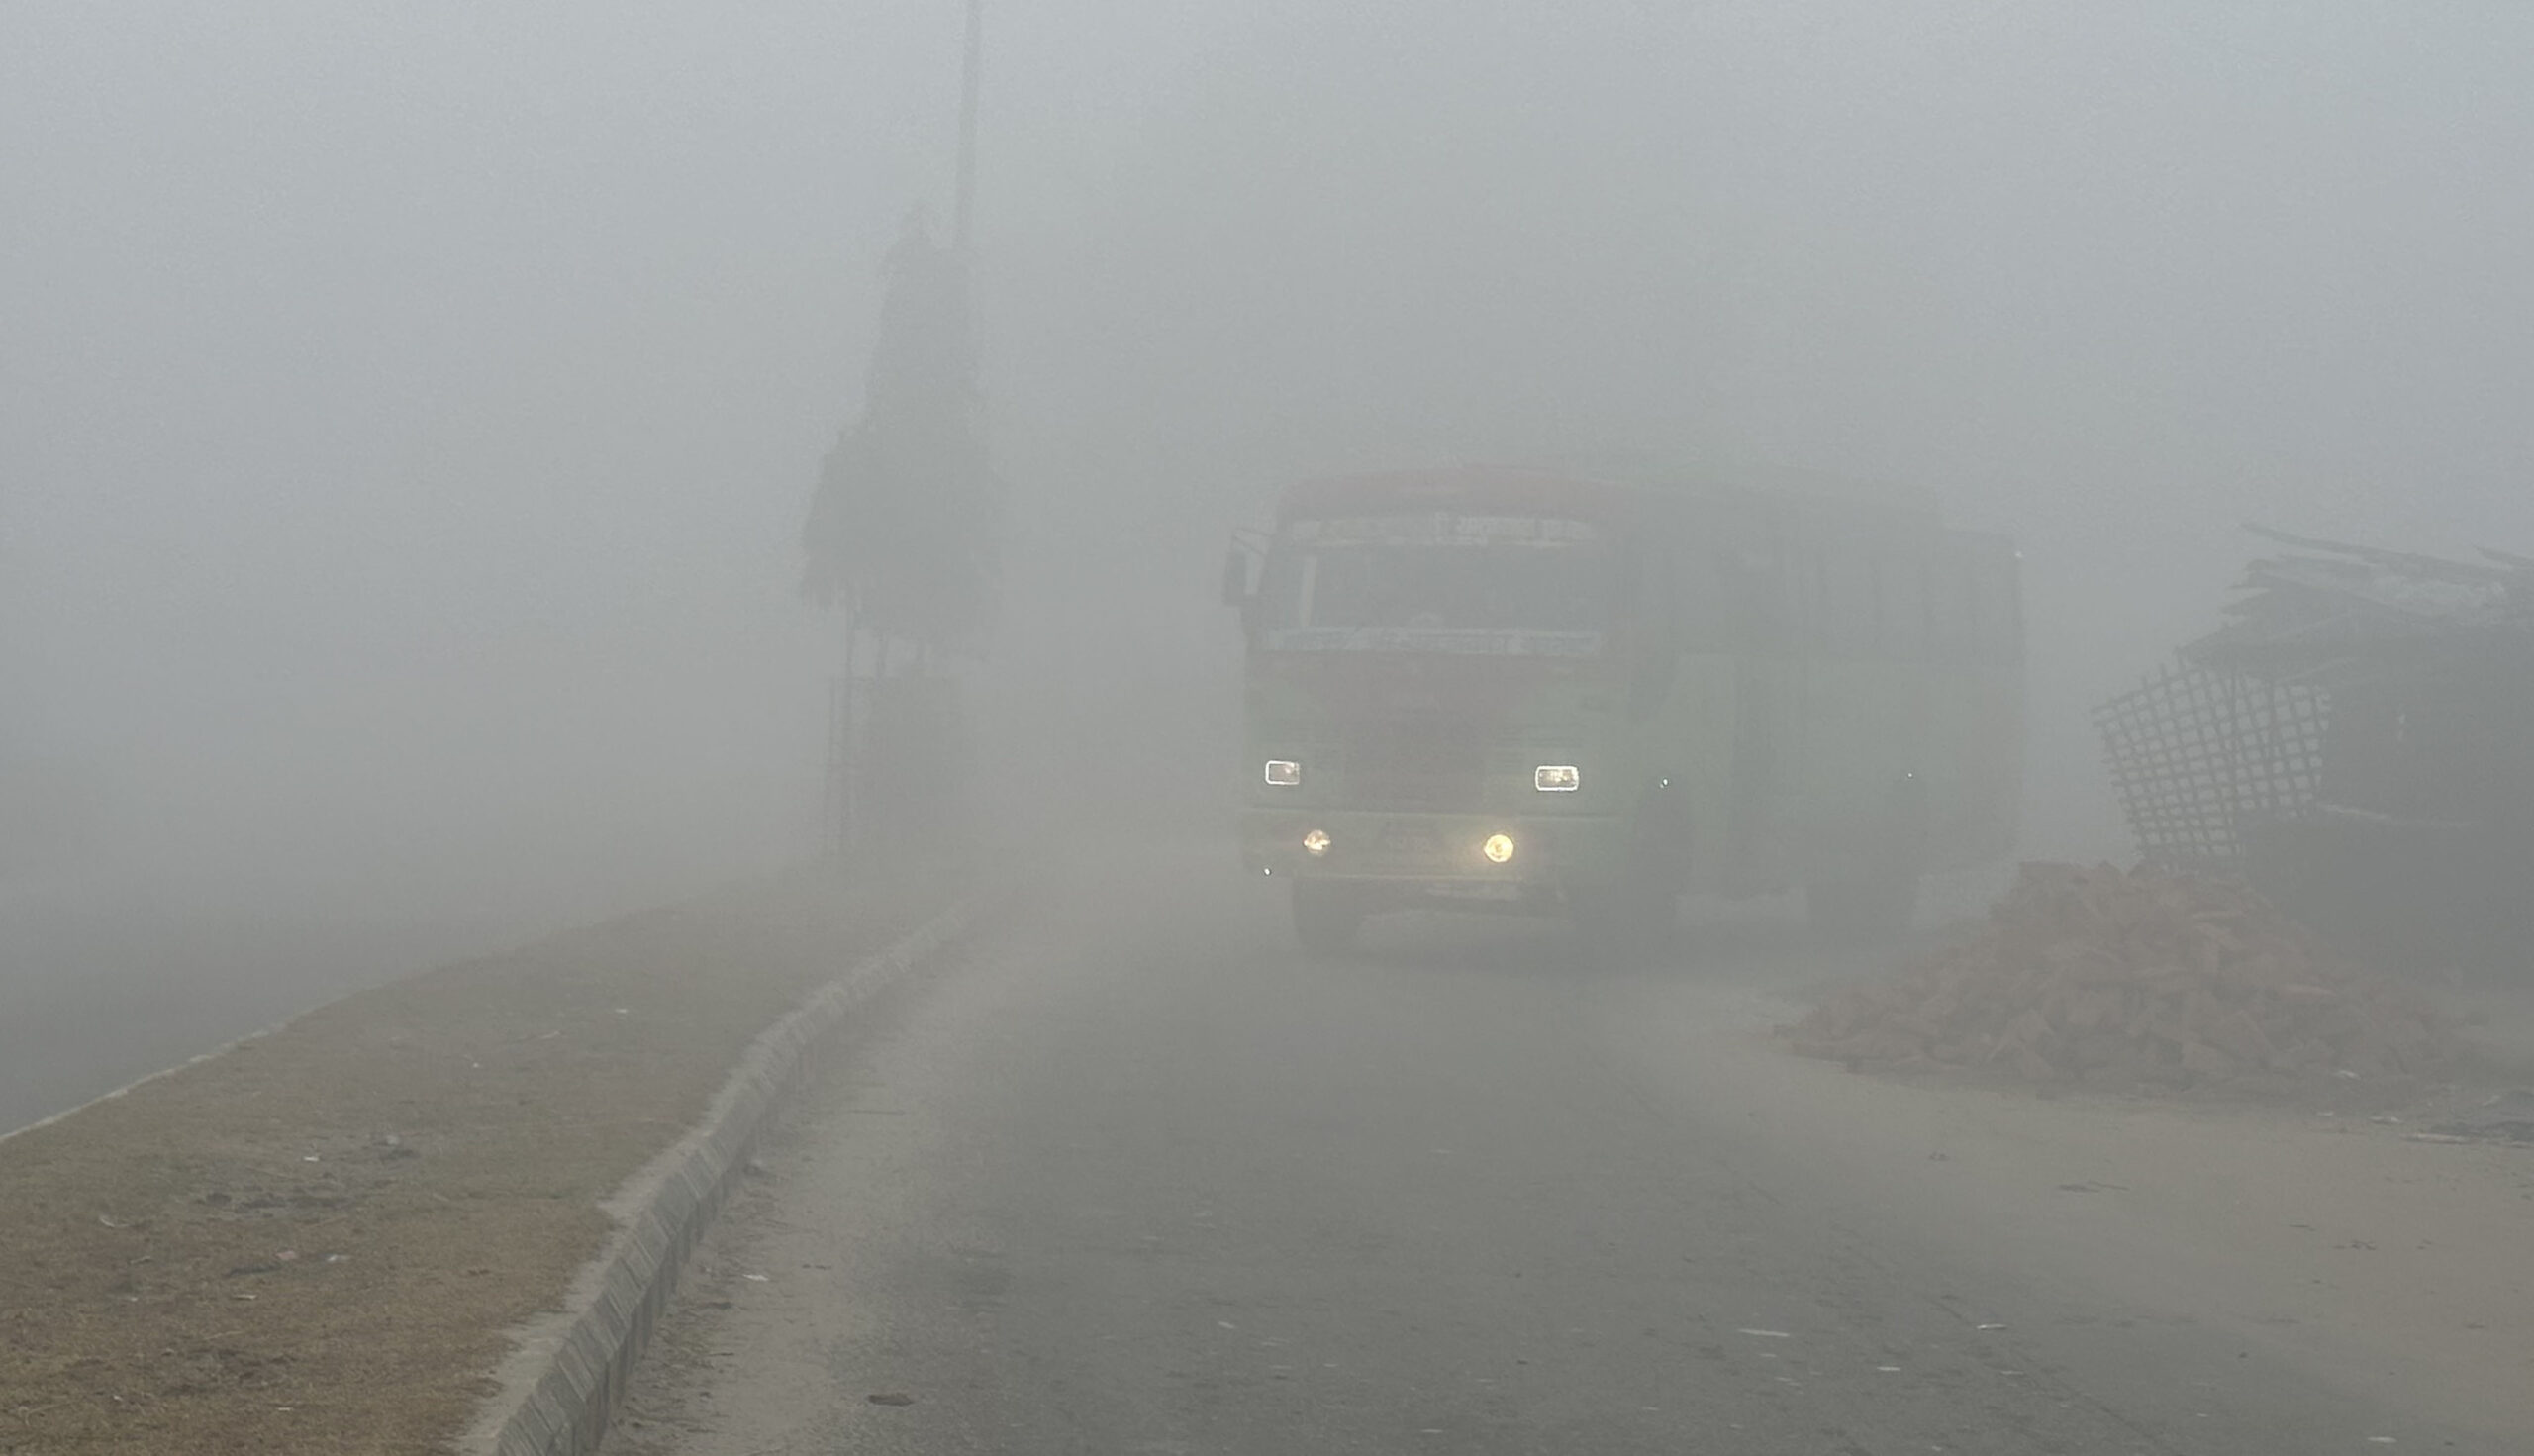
xmin=0 ymin=862 xmax=958 ymax=1456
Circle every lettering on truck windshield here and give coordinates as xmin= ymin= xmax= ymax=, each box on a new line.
xmin=1258 ymin=514 xmax=1616 ymax=655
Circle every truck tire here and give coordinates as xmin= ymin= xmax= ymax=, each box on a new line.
xmin=1570 ymin=787 xmax=1689 ymax=967
xmin=1291 ymin=882 xmax=1365 ymax=957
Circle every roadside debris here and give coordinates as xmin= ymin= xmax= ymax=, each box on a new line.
xmin=2096 ymin=529 xmax=2534 ymax=973
xmin=1788 ymin=862 xmax=2464 ymax=1090
xmin=2423 ymin=1088 xmax=2534 ymax=1144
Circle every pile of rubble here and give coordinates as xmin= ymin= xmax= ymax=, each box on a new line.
xmin=1789 ymin=862 xmax=2462 ymax=1090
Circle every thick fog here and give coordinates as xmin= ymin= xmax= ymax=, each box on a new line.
xmin=6 ymin=4 xmax=2532 ymax=1105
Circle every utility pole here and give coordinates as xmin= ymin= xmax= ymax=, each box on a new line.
xmin=817 ymin=0 xmax=994 ymax=862
xmin=952 ymin=0 xmax=984 ymax=259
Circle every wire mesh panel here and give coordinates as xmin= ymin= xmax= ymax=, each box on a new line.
xmin=2095 ymin=662 xmax=2329 ymax=871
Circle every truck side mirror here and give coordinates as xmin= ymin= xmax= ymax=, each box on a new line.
xmin=1220 ymin=547 xmax=1252 ymax=608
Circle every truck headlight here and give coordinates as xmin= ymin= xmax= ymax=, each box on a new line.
xmin=1534 ymin=765 xmax=1581 ymax=792
xmin=1302 ymin=828 xmax=1331 ymax=857
xmin=1482 ymin=832 xmax=1515 ymax=864
xmin=1264 ymin=759 xmax=1302 ymax=787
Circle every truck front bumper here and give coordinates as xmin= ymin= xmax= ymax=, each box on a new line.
xmin=1239 ymin=809 xmax=1626 ymax=897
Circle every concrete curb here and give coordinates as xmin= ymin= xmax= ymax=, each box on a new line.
xmin=459 ymin=885 xmax=1000 ymax=1456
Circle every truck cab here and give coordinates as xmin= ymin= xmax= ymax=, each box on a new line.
xmin=1226 ymin=464 xmax=2022 ymax=957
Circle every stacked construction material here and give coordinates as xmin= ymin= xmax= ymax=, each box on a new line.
xmin=1789 ymin=862 xmax=2461 ymax=1088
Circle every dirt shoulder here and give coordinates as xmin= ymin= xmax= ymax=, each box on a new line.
xmin=0 ymin=861 xmax=959 ymax=1456
xmin=1676 ymin=972 xmax=2534 ymax=1447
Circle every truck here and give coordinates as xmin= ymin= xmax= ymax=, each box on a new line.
xmin=1222 ymin=464 xmax=2022 ymax=956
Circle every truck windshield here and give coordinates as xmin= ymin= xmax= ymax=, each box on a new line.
xmin=1257 ymin=514 xmax=1619 ymax=654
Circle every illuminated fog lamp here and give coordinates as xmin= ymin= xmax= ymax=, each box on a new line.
xmin=1302 ymin=828 xmax=1332 ymax=857
xmin=1533 ymin=764 xmax=1581 ymax=793
xmin=1264 ymin=759 xmax=1303 ymax=787
xmin=1481 ymin=832 xmax=1516 ymax=864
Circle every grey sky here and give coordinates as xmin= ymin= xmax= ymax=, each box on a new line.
xmin=5 ymin=2 xmax=2530 ymax=891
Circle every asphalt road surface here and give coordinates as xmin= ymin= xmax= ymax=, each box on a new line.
xmin=602 ymin=851 xmax=2513 ymax=1455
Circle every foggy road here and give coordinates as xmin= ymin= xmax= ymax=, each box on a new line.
xmin=601 ymin=852 xmax=2506 ymax=1456
xmin=14 ymin=7 xmax=2534 ymax=1453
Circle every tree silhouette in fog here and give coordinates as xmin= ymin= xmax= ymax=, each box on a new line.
xmin=803 ymin=207 xmax=1001 ymax=659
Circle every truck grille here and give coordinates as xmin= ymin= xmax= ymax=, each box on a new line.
xmin=1338 ymin=722 xmax=1489 ymax=810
